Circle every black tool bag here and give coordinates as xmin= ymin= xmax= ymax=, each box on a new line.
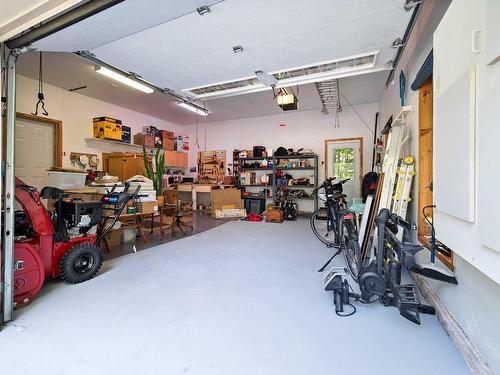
xmin=361 ymin=172 xmax=378 ymax=202
xmin=283 ymin=200 xmax=297 ymax=221
xmin=253 ymin=146 xmax=266 ymax=157
xmin=275 ymin=147 xmax=288 ymax=156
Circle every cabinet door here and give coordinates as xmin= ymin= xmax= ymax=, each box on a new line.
xmin=107 ymin=157 xmax=124 ymax=181
xmin=123 ymin=155 xmax=144 ymax=180
xmin=179 ymin=152 xmax=188 ymax=168
xmin=433 ymin=0 xmax=483 ymax=96
xmin=433 ymin=0 xmax=484 ymax=223
xmin=165 ymin=151 xmax=179 ymax=167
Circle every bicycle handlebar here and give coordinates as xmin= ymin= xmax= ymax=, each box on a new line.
xmin=388 ymin=212 xmax=417 ymax=231
xmin=313 ymin=177 xmax=350 ymax=193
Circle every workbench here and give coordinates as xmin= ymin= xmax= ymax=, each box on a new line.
xmin=176 ymin=184 xmax=234 ymax=211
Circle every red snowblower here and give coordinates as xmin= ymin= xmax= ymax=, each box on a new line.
xmin=9 ymin=177 xmax=104 ymax=308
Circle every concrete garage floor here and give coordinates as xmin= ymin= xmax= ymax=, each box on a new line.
xmin=0 ymin=220 xmax=468 ymax=375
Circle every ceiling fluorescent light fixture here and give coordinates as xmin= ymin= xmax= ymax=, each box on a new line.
xmin=183 ymin=52 xmax=380 ymax=99
xmin=177 ymin=102 xmax=208 ymax=116
xmin=95 ymin=66 xmax=154 ymax=93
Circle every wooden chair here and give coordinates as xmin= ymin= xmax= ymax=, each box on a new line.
xmin=162 ymin=189 xmax=194 ymax=236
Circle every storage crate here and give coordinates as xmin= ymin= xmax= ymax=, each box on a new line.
xmin=93 ymin=116 xmax=122 ymax=124
xmin=48 ymin=171 xmax=87 ymax=189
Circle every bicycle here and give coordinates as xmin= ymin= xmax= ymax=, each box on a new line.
xmin=310 ymin=178 xmax=362 ymax=279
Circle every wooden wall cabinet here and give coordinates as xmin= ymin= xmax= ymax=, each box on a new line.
xmin=165 ymin=151 xmax=178 ymax=167
xmin=165 ymin=151 xmax=188 ymax=168
xmin=179 ymin=152 xmax=188 ymax=168
xmin=106 ymin=152 xmax=145 ymax=181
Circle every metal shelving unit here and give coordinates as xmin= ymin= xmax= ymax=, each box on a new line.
xmin=273 ymin=153 xmax=318 ymax=211
xmin=235 ymin=153 xmax=318 ymax=212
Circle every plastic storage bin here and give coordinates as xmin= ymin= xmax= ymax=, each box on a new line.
xmin=47 ymin=171 xmax=87 ymax=189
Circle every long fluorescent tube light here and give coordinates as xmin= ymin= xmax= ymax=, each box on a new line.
xmin=177 ymin=102 xmax=208 ymax=116
xmin=95 ymin=66 xmax=154 ymax=93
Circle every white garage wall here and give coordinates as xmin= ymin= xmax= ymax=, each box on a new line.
xmin=182 ymin=103 xmax=378 ymax=209
xmin=15 ymin=74 xmax=182 ymax=171
xmin=378 ymin=0 xmax=500 ymax=371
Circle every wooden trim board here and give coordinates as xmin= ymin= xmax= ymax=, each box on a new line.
xmin=324 ymin=137 xmax=364 ymax=191
xmin=414 ymin=276 xmax=494 ymax=375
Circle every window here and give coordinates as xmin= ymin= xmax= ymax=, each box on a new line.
xmin=332 ymin=147 xmax=355 ymax=180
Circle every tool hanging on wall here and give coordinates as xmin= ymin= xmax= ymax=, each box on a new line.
xmin=399 ymin=70 xmax=406 ymax=107
xmin=32 ymin=51 xmax=49 ymax=116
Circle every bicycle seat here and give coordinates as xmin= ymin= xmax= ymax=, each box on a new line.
xmin=333 ymin=193 xmax=347 ymax=199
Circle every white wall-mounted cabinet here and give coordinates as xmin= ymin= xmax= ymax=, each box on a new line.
xmin=433 ymin=0 xmax=500 ymax=281
xmin=433 ymin=0 xmax=480 ymax=223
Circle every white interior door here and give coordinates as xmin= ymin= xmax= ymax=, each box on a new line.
xmin=15 ymin=117 xmax=55 ymax=191
xmin=326 ymin=139 xmax=362 ymax=203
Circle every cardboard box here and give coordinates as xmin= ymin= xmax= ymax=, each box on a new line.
xmin=134 ymin=133 xmax=155 ymax=148
xmin=214 ymin=208 xmax=247 ymax=219
xmin=121 ymin=125 xmax=131 ymax=143
xmin=106 ymin=229 xmax=122 ymax=248
xmin=161 ymin=130 xmax=174 ymax=138
xmin=211 ymin=188 xmax=243 ymax=217
xmin=161 ymin=130 xmax=175 ymax=151
xmin=137 ymin=200 xmax=157 ymax=214
xmin=223 ymin=176 xmax=237 ymax=186
xmin=143 ymin=126 xmax=158 ymax=136
xmin=93 ymin=120 xmax=122 ymax=140
xmin=174 ymin=136 xmax=183 ymax=151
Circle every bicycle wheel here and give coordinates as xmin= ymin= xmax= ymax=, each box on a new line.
xmin=340 ymin=217 xmax=362 ymax=281
xmin=310 ymin=208 xmax=338 ymax=247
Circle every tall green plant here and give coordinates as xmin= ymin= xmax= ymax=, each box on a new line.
xmin=142 ymin=146 xmax=165 ymax=196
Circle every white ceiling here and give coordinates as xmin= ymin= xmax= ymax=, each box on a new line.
xmin=16 ymin=51 xmax=388 ymax=124
xmin=14 ymin=0 xmax=411 ymax=124
xmin=31 ymin=0 xmax=411 ymax=94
